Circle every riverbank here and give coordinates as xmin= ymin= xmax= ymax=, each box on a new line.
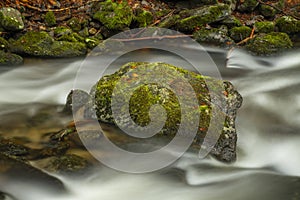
xmin=0 ymin=0 xmax=300 ymax=66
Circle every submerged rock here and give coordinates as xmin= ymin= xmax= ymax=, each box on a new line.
xmin=246 ymin=32 xmax=293 ymax=55
xmin=0 ymin=7 xmax=24 ymax=31
xmin=68 ymin=62 xmax=243 ymax=162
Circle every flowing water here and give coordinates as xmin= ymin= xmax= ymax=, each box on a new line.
xmin=0 ymin=47 xmax=300 ymax=200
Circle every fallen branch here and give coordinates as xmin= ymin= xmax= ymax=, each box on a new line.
xmin=237 ymin=27 xmax=255 ymax=45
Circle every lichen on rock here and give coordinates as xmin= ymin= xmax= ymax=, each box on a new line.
xmin=0 ymin=7 xmax=24 ymax=31
xmin=73 ymin=62 xmax=243 ymax=162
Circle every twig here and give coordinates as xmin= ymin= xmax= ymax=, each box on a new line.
xmin=112 ymin=34 xmax=193 ymax=42
xmin=150 ymin=9 xmax=175 ymax=27
xmin=236 ymin=27 xmax=255 ymax=45
xmin=19 ymin=0 xmax=103 ymax=12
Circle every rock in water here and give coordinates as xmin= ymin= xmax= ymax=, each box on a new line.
xmin=71 ymin=62 xmax=242 ymax=162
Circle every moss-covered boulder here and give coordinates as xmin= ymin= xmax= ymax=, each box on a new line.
xmin=254 ymin=21 xmax=274 ymax=33
xmin=176 ymin=3 xmax=231 ymax=32
xmin=220 ymin=15 xmax=242 ymax=28
xmin=246 ymin=32 xmax=293 ymax=55
xmin=44 ymin=11 xmax=56 ymax=27
xmin=237 ymin=0 xmax=259 ymax=12
xmin=92 ymin=0 xmax=133 ymax=30
xmin=259 ymin=4 xmax=276 ymax=18
xmin=193 ymin=26 xmax=234 ymax=47
xmin=158 ymin=14 xmax=181 ymax=28
xmin=134 ymin=9 xmax=154 ymax=27
xmin=0 ymin=50 xmax=23 ymax=66
xmin=10 ymin=31 xmax=87 ymax=58
xmin=275 ymin=16 xmax=300 ymax=34
xmin=0 ymin=7 xmax=24 ymax=31
xmin=79 ymin=62 xmax=243 ymax=162
xmin=0 ymin=37 xmax=9 ymax=51
xmin=229 ymin=26 xmax=252 ymax=42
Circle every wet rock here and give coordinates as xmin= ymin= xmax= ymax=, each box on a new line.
xmin=275 ymin=16 xmax=300 ymax=34
xmin=0 ymin=50 xmax=23 ymax=66
xmin=246 ymin=32 xmax=293 ymax=55
xmin=92 ymin=0 xmax=133 ymax=30
xmin=0 ymin=153 xmax=66 ymax=193
xmin=81 ymin=62 xmax=243 ymax=162
xmin=254 ymin=21 xmax=274 ymax=33
xmin=0 ymin=138 xmax=29 ymax=157
xmin=176 ymin=3 xmax=231 ymax=32
xmin=44 ymin=154 xmax=90 ymax=175
xmin=237 ymin=0 xmax=259 ymax=12
xmin=0 ymin=7 xmax=24 ymax=31
xmin=10 ymin=31 xmax=87 ymax=58
xmin=44 ymin=11 xmax=56 ymax=27
xmin=229 ymin=26 xmax=252 ymax=42
xmin=193 ymin=26 xmax=234 ymax=47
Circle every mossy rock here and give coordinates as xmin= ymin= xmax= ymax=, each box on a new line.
xmin=0 ymin=7 xmax=24 ymax=31
xmin=259 ymin=4 xmax=276 ymax=18
xmin=10 ymin=31 xmax=87 ymax=58
xmin=57 ymin=32 xmax=85 ymax=43
xmin=220 ymin=15 xmax=242 ymax=28
xmin=92 ymin=0 xmax=133 ymax=30
xmin=0 ymin=50 xmax=23 ymax=66
xmin=229 ymin=26 xmax=252 ymax=42
xmin=254 ymin=21 xmax=274 ymax=33
xmin=85 ymin=37 xmax=101 ymax=49
xmin=193 ymin=26 xmax=234 ymax=47
xmin=158 ymin=14 xmax=180 ymax=28
xmin=83 ymin=62 xmax=243 ymax=162
xmin=53 ymin=26 xmax=72 ymax=37
xmin=67 ymin=17 xmax=81 ymax=32
xmin=0 ymin=37 xmax=9 ymax=51
xmin=134 ymin=9 xmax=153 ymax=27
xmin=237 ymin=0 xmax=259 ymax=12
xmin=275 ymin=16 xmax=300 ymax=34
xmin=246 ymin=32 xmax=293 ymax=55
xmin=44 ymin=11 xmax=56 ymax=27
xmin=176 ymin=3 xmax=231 ymax=32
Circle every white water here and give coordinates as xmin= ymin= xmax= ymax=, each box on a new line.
xmin=1 ymin=49 xmax=300 ymax=200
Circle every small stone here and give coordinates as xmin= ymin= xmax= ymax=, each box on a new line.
xmin=259 ymin=4 xmax=277 ymax=18
xmin=89 ymin=27 xmax=98 ymax=35
xmin=0 ymin=7 xmax=24 ymax=31
xmin=237 ymin=0 xmax=259 ymax=12
xmin=275 ymin=16 xmax=300 ymax=34
xmin=44 ymin=11 xmax=57 ymax=27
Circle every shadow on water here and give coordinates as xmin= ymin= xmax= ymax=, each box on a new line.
xmin=0 ymin=47 xmax=300 ymax=200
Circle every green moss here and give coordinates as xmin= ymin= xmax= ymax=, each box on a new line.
xmin=0 ymin=50 xmax=23 ymax=66
xmin=275 ymin=16 xmax=299 ymax=34
xmin=57 ymin=32 xmax=85 ymax=43
xmin=134 ymin=9 xmax=153 ymax=27
xmin=85 ymin=37 xmax=101 ymax=49
xmin=54 ymin=26 xmax=72 ymax=36
xmin=93 ymin=0 xmax=133 ymax=30
xmin=158 ymin=15 xmax=180 ymax=28
xmin=220 ymin=15 xmax=242 ymax=28
xmin=0 ymin=37 xmax=9 ymax=50
xmin=237 ymin=0 xmax=259 ymax=12
xmin=229 ymin=26 xmax=252 ymax=42
xmin=10 ymin=31 xmax=87 ymax=57
xmin=177 ymin=3 xmax=230 ymax=32
xmin=246 ymin=32 xmax=293 ymax=55
xmin=0 ymin=7 xmax=24 ymax=31
xmin=44 ymin=11 xmax=56 ymax=27
xmin=259 ymin=4 xmax=276 ymax=18
xmin=254 ymin=21 xmax=274 ymax=33
xmin=67 ymin=17 xmax=81 ymax=32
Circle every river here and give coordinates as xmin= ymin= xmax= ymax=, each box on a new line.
xmin=0 ymin=47 xmax=300 ymax=200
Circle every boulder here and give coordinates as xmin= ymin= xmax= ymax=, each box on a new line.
xmin=0 ymin=50 xmax=23 ymax=66
xmin=0 ymin=7 xmax=24 ymax=31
